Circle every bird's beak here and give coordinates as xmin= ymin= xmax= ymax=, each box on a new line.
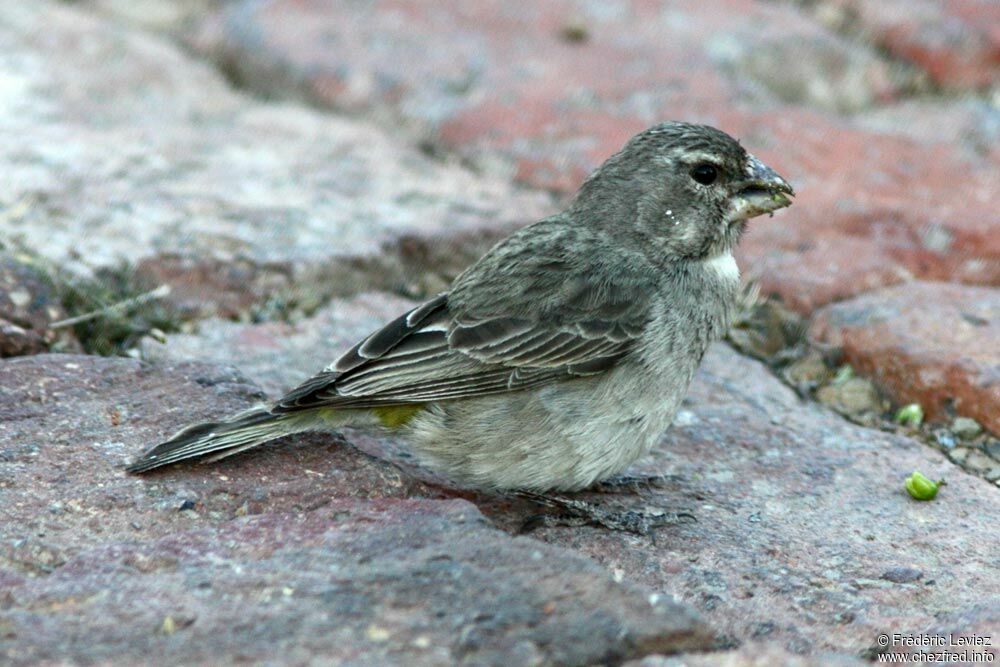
xmin=728 ymin=154 xmax=794 ymax=222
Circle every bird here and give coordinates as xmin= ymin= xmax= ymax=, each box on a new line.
xmin=128 ymin=122 xmax=793 ymax=502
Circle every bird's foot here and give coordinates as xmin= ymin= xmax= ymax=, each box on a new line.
xmin=586 ymin=473 xmax=682 ymax=494
xmin=514 ymin=491 xmax=695 ymax=536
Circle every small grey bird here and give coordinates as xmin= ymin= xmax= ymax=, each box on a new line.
xmin=128 ymin=122 xmax=793 ymax=496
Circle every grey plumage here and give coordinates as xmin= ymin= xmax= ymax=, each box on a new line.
xmin=128 ymin=122 xmax=794 ymax=490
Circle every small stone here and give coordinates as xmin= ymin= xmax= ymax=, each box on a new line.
xmin=816 ymin=377 xmax=882 ymax=417
xmin=948 ymin=447 xmax=971 ymax=464
xmin=559 ymin=20 xmax=589 ymax=44
xmin=881 ymin=567 xmax=923 ymax=584
xmin=951 ymin=417 xmax=982 ymax=440
xmin=782 ymin=351 xmax=832 ymax=390
xmin=985 ymin=440 xmax=1000 ymax=459
xmin=963 ymin=449 xmax=996 ymax=475
xmin=935 ymin=429 xmax=957 ymax=450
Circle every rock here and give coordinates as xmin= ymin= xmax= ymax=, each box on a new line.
xmin=854 ymin=99 xmax=1000 ymax=160
xmin=142 ymin=292 xmax=418 ymax=397
xmin=2 ymin=339 xmax=997 ymax=661
xmin=627 ymin=642 xmax=866 ymax=666
xmin=0 ymin=1 xmax=551 ymax=318
xmin=0 ymin=252 xmax=79 ymax=357
xmin=783 ymin=351 xmax=834 ymax=394
xmin=732 ymin=32 xmax=921 ymax=113
xmin=811 ymin=0 xmax=1000 ymax=89
xmin=810 ymin=281 xmax=1000 ymax=435
xmin=179 ymin=0 xmax=1000 ymax=314
xmin=816 ymin=377 xmax=885 ymax=419
xmin=518 ymin=343 xmax=1000 ymax=657
xmin=732 ymin=108 xmax=998 ymax=313
xmin=880 ymin=567 xmax=923 ymax=584
xmin=952 ymin=417 xmax=983 ymax=440
xmin=0 ymin=353 xmax=716 ymax=665
xmin=191 ymin=0 xmax=913 ymax=149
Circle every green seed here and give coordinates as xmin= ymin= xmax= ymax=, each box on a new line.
xmin=832 ymin=365 xmax=854 ymax=385
xmin=895 ymin=403 xmax=924 ymax=427
xmin=905 ymin=471 xmax=940 ymax=501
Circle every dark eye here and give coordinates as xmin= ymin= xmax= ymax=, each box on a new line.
xmin=690 ymin=163 xmax=719 ymax=185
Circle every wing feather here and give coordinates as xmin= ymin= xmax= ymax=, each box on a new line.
xmin=274 ymin=222 xmax=656 ymax=413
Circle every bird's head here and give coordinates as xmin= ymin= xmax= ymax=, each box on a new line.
xmin=572 ymin=122 xmax=794 ymax=260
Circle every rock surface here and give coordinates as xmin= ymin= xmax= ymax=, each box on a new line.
xmin=3 ymin=342 xmax=998 ymax=663
xmin=3 ymin=0 xmax=998 ymax=664
xmin=810 ymin=281 xmax=1000 ymax=435
xmin=806 ymin=0 xmax=1000 ymax=89
xmin=142 ymin=292 xmax=417 ymax=397
xmin=184 ymin=0 xmax=1000 ymax=314
xmin=521 ymin=343 xmax=1000 ymax=659
xmin=0 ymin=1 xmax=551 ymax=317
xmin=0 ymin=353 xmax=718 ymax=666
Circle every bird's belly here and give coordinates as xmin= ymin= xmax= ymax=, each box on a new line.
xmin=404 ymin=352 xmax=698 ymax=492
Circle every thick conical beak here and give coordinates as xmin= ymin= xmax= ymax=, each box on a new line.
xmin=728 ymin=154 xmax=794 ymax=222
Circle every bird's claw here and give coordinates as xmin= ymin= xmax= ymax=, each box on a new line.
xmin=513 ymin=490 xmax=696 ymax=536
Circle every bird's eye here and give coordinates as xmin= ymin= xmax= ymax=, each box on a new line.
xmin=690 ymin=163 xmax=719 ymax=185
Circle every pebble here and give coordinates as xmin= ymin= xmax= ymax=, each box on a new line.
xmin=951 ymin=417 xmax=982 ymax=440
xmin=881 ymin=567 xmax=922 ymax=584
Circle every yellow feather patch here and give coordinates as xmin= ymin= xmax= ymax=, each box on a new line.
xmin=371 ymin=405 xmax=425 ymax=429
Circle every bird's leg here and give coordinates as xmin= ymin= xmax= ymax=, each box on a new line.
xmin=512 ymin=490 xmax=695 ymax=536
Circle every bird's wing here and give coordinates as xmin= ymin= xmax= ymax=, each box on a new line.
xmin=275 ymin=231 xmax=655 ymax=411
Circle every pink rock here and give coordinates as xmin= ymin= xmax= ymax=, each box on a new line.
xmin=810 ymin=281 xmax=1000 ymax=434
xmin=821 ymin=0 xmax=1000 ymax=89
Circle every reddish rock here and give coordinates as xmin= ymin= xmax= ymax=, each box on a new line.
xmin=520 ymin=343 xmax=1000 ymax=658
xmin=3 ymin=338 xmax=998 ymax=660
xmin=855 ymin=99 xmax=1000 ymax=160
xmin=816 ymin=0 xmax=1000 ymax=89
xmin=0 ymin=353 xmax=716 ymax=665
xmin=809 ymin=281 xmax=1000 ymax=434
xmin=195 ymin=0 xmax=915 ymax=180
xmin=188 ymin=1 xmax=999 ymax=314
xmin=731 ymin=106 xmax=998 ymax=313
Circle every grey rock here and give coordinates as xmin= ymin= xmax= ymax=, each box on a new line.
xmin=952 ymin=417 xmax=983 ymax=440
xmin=0 ymin=353 xmax=716 ymax=666
xmin=880 ymin=567 xmax=923 ymax=584
xmin=0 ymin=1 xmax=551 ymax=317
xmin=43 ymin=295 xmax=1000 ymax=660
xmin=520 ymin=343 xmax=1000 ymax=657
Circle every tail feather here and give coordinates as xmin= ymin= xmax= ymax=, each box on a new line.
xmin=126 ymin=408 xmax=300 ymax=473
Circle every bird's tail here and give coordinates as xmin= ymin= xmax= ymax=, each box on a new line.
xmin=126 ymin=407 xmax=313 ymax=473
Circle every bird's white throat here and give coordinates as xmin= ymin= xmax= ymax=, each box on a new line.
xmin=702 ymin=253 xmax=740 ymax=282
